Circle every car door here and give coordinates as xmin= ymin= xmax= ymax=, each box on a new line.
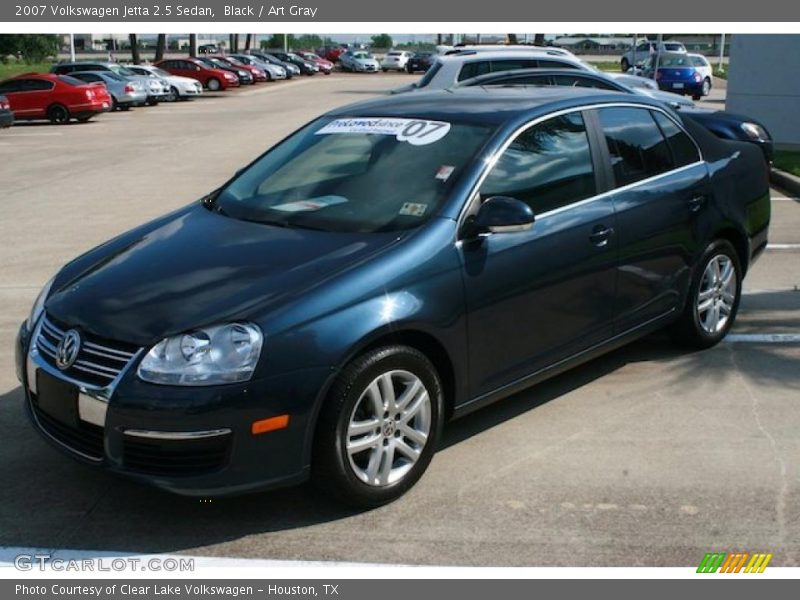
xmin=5 ymin=79 xmax=52 ymax=118
xmin=594 ymin=105 xmax=709 ymax=332
xmin=459 ymin=110 xmax=618 ymax=398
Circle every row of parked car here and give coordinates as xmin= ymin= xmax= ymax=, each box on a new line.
xmin=0 ymin=50 xmax=336 ymax=126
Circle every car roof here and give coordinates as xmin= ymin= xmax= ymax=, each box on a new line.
xmin=456 ymin=67 xmax=624 ymax=87
xmin=436 ymin=50 xmax=583 ymax=63
xmin=326 ymin=86 xmax=660 ymax=126
xmin=8 ymin=72 xmax=60 ymax=81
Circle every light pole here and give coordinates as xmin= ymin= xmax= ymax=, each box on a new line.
xmin=718 ymin=33 xmax=726 ymax=73
xmin=69 ymin=33 xmax=75 ymax=61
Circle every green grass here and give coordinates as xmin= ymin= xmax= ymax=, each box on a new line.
xmin=712 ymin=68 xmax=728 ymax=80
xmin=588 ymin=60 xmax=622 ymax=73
xmin=774 ymin=151 xmax=800 ymax=177
xmin=0 ymin=61 xmax=53 ymax=80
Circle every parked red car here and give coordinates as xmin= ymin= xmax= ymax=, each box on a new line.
xmin=210 ymin=55 xmax=268 ymax=82
xmin=299 ymin=51 xmax=334 ymax=74
xmin=154 ymin=58 xmax=239 ymax=91
xmin=317 ymin=46 xmax=347 ymax=63
xmin=0 ymin=73 xmax=111 ymax=124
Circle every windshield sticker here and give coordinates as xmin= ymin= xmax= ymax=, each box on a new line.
xmin=435 ymin=165 xmax=455 ymax=181
xmin=399 ymin=203 xmax=428 ymax=217
xmin=272 ymin=195 xmax=348 ymax=212
xmin=316 ymin=118 xmax=451 ymax=146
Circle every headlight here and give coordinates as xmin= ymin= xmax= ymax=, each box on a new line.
xmin=137 ymin=322 xmax=263 ymax=386
xmin=741 ymin=122 xmax=769 ymax=142
xmin=238 ymin=70 xmax=247 ymax=76
xmin=26 ymin=276 xmax=55 ymax=330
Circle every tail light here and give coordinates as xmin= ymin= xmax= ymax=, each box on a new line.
xmin=124 ymin=84 xmax=135 ymax=93
xmin=85 ymin=89 xmax=95 ymax=100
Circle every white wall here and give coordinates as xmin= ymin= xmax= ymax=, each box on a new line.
xmin=727 ymin=34 xmax=800 ymax=147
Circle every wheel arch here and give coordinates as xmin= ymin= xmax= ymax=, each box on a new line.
xmin=302 ymin=325 xmax=460 ymax=469
xmin=711 ymin=225 xmax=750 ymax=276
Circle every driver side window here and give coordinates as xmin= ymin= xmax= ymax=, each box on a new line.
xmin=479 ymin=111 xmax=597 ymax=215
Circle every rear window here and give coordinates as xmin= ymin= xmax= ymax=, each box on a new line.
xmin=58 ymin=75 xmax=85 ymax=86
xmin=691 ymin=56 xmax=709 ymax=67
xmin=416 ymin=61 xmax=442 ymax=88
xmin=387 ymin=52 xmax=401 ymax=57
xmin=652 ymin=112 xmax=701 ymax=167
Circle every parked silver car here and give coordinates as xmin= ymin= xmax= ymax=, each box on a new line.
xmin=67 ymin=71 xmax=147 ymax=110
xmin=229 ymin=54 xmax=287 ymax=80
xmin=126 ymin=65 xmax=203 ymax=101
xmin=392 ymin=50 xmax=658 ymax=94
xmin=620 ymin=39 xmax=687 ymax=71
xmin=50 ymin=62 xmax=170 ymax=105
xmin=339 ymin=50 xmax=380 ymax=73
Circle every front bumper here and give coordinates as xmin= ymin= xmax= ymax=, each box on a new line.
xmin=17 ymin=320 xmax=330 ymax=496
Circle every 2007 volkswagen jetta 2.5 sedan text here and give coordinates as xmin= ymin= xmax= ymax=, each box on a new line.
xmin=16 ymin=87 xmax=770 ymax=507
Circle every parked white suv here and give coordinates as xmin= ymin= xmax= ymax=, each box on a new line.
xmin=620 ymin=40 xmax=687 ymax=71
xmin=392 ymin=49 xmax=658 ymax=94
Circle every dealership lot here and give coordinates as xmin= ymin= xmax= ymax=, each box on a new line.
xmin=0 ymin=73 xmax=798 ymax=566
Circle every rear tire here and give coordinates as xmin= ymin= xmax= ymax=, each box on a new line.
xmin=47 ymin=104 xmax=70 ymax=124
xmin=672 ymin=240 xmax=742 ymax=349
xmin=312 ymin=345 xmax=443 ymax=508
xmin=621 ymin=57 xmax=631 ymax=72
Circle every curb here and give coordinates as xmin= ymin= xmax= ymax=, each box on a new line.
xmin=770 ymin=168 xmax=800 ymax=197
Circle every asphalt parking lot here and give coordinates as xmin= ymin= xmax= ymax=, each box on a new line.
xmin=0 ymin=73 xmax=797 ymax=567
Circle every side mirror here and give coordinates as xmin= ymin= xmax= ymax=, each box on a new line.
xmin=462 ymin=196 xmax=535 ymax=239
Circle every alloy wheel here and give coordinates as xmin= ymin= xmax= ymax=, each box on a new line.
xmin=696 ymin=254 xmax=737 ymax=335
xmin=345 ymin=370 xmax=431 ymax=487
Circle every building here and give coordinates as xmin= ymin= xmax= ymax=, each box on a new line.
xmin=726 ymin=35 xmax=800 ymax=147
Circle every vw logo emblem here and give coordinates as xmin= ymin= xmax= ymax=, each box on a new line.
xmin=55 ymin=329 xmax=81 ymax=370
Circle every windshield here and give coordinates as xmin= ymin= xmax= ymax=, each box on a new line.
xmin=353 ymin=52 xmax=371 ymax=59
xmin=215 ymin=116 xmax=494 ymax=233
xmin=58 ymin=75 xmax=87 ymax=86
xmin=108 ymin=64 xmax=136 ymax=76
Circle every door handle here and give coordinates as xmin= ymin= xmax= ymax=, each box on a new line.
xmin=589 ymin=225 xmax=614 ymax=247
xmin=688 ymin=194 xmax=707 ymax=213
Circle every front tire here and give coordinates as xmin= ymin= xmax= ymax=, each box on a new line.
xmin=207 ymin=77 xmax=221 ymax=91
xmin=166 ymin=86 xmax=179 ymax=102
xmin=312 ymin=345 xmax=443 ymax=508
xmin=673 ymin=240 xmax=742 ymax=348
xmin=702 ymin=78 xmax=711 ymax=96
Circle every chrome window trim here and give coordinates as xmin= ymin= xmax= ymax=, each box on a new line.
xmin=455 ymin=101 xmax=704 ymax=238
xmin=123 ymin=428 xmax=232 ymax=440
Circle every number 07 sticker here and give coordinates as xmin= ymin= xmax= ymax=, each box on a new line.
xmin=316 ymin=118 xmax=451 ymax=145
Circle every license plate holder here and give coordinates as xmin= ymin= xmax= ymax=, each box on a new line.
xmin=36 ymin=371 xmax=79 ymax=427
xmin=673 ymin=83 xmax=684 ymax=89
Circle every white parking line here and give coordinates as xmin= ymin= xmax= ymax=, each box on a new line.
xmin=724 ymin=333 xmax=800 ymax=343
xmin=766 ymin=244 xmax=800 ymax=250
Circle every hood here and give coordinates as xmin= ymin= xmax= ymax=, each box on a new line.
xmin=46 ymin=204 xmax=401 ymax=345
xmin=171 ymin=75 xmax=201 ymax=84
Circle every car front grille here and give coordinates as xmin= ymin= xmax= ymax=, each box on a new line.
xmin=31 ymin=397 xmax=104 ymax=460
xmin=122 ymin=433 xmax=232 ymax=476
xmin=36 ymin=314 xmax=140 ymax=388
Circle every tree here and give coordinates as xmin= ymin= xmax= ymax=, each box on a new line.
xmin=533 ymin=34 xmax=545 ymax=46
xmin=189 ymin=33 xmax=197 ymax=57
xmin=506 ymin=34 xmax=518 ymax=44
xmin=244 ymin=34 xmax=252 ymax=51
xmin=155 ymin=34 xmax=166 ymax=61
xmin=0 ymin=34 xmax=59 ymax=63
xmin=295 ymin=34 xmax=324 ymax=50
xmin=129 ymin=34 xmax=141 ymax=64
xmin=263 ymin=34 xmax=294 ymax=49
xmin=370 ymin=34 xmax=393 ymax=49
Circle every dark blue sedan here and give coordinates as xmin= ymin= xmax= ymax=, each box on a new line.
xmin=16 ymin=88 xmax=771 ymax=506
